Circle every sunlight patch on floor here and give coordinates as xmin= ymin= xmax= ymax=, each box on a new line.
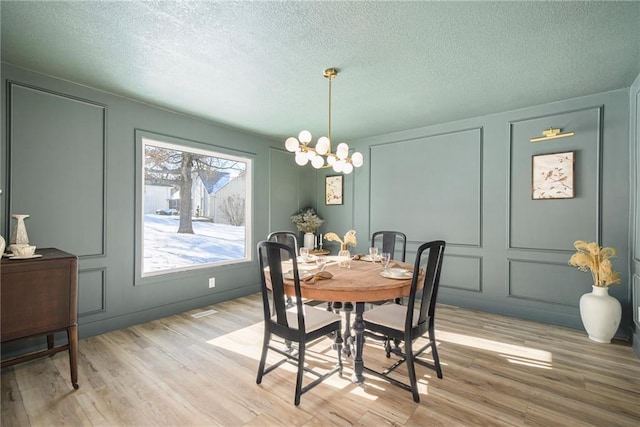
xmin=437 ymin=330 xmax=553 ymax=365
xmin=206 ymin=321 xmax=351 ymax=391
xmin=501 ymin=353 xmax=553 ymax=369
xmin=205 ymin=322 xmax=264 ymax=360
xmin=348 ymin=385 xmax=379 ymax=400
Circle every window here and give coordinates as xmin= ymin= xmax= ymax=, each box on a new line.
xmin=136 ymin=132 xmax=253 ymax=279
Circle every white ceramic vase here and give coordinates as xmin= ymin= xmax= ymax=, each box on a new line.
xmin=579 ymin=286 xmax=621 ymax=343
xmin=11 ymin=214 xmax=30 ymax=245
xmin=303 ymin=232 xmax=315 ymax=250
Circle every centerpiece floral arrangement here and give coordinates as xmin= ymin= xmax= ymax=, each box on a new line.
xmin=290 ymin=207 xmax=324 ymax=233
xmin=568 ymin=240 xmax=621 ymax=287
xmin=324 ymin=230 xmax=357 ymax=248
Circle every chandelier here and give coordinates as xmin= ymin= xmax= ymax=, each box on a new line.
xmin=284 ymin=68 xmax=363 ymax=174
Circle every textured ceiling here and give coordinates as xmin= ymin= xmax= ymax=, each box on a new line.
xmin=2 ymin=1 xmax=639 ymax=143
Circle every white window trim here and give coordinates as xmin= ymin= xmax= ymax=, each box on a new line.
xmin=134 ymin=130 xmax=253 ymax=285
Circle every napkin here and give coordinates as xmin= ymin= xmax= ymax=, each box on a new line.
xmin=351 ymin=253 xmax=367 ymax=260
xmin=303 ymin=271 xmax=333 ymax=284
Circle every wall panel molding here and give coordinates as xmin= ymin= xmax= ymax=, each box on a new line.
xmin=507 ymin=258 xmax=587 ymax=307
xmin=634 ymin=88 xmax=640 ymax=264
xmin=507 ymin=106 xmax=603 ymax=252
xmin=440 ymin=254 xmax=482 ymax=293
xmin=633 ymin=274 xmax=640 ymax=328
xmin=78 ymin=267 xmax=106 ymax=316
xmin=370 ymin=127 xmax=483 ymax=248
xmin=7 ymin=81 xmax=107 ymax=258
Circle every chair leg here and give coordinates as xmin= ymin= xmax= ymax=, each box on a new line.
xmin=256 ymin=330 xmax=270 ymax=384
xmin=384 ymin=338 xmax=392 ymax=358
xmin=405 ymin=339 xmax=420 ymax=403
xmin=335 ymin=326 xmax=343 ymax=375
xmin=429 ymin=324 xmax=443 ymax=379
xmin=294 ymin=344 xmax=305 ymax=406
xmin=391 ymin=300 xmax=402 ymax=351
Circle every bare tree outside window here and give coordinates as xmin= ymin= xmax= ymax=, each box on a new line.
xmin=139 ymin=136 xmax=252 ymax=277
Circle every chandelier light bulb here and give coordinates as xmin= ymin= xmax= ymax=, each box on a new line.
xmin=307 ymin=150 xmax=317 ymax=160
xmin=295 ymin=151 xmax=309 ymax=166
xmin=316 ymin=136 xmax=330 ymax=155
xmin=351 ymin=152 xmax=364 ymax=167
xmin=285 ymin=137 xmax=300 ymax=152
xmin=333 ymin=159 xmax=344 ymax=173
xmin=298 ymin=130 xmax=312 ymax=144
xmin=343 ymin=162 xmax=354 ymax=174
xmin=311 ymin=155 xmax=324 ymax=169
xmin=327 ymin=155 xmax=336 ymax=166
xmin=336 ymin=143 xmax=349 ymax=160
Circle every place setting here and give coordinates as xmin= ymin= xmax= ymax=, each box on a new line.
xmin=379 ymin=267 xmax=412 ymax=280
xmin=378 ymin=253 xmax=416 ymax=279
xmin=283 ymin=254 xmax=334 ymax=284
xmin=296 ymin=247 xmax=317 ymax=265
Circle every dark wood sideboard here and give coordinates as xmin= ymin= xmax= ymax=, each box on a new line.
xmin=1 ymin=247 xmax=79 ymax=389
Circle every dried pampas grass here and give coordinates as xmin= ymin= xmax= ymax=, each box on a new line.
xmin=569 ymin=240 xmax=621 ymax=287
xmin=324 ymin=230 xmax=357 ymax=247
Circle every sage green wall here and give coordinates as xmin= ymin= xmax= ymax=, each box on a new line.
xmin=0 ymin=63 xmax=289 ymax=341
xmin=268 ymin=147 xmax=317 ymax=238
xmin=315 ymin=88 xmax=632 ymax=339
xmin=630 ymin=72 xmax=640 ymax=355
xmin=1 ymin=61 xmax=635 ymax=345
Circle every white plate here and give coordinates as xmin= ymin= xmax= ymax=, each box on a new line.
xmin=379 ymin=269 xmax=412 ymax=280
xmin=297 ymin=255 xmax=317 ymax=264
xmin=2 ymin=253 xmax=15 ymax=258
xmin=361 ymin=255 xmax=380 ymax=262
xmin=284 ymin=269 xmax=312 ymax=280
xmin=9 ymin=254 xmax=43 ymax=260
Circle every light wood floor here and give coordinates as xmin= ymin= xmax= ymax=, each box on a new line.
xmin=2 ymin=293 xmax=639 ymax=426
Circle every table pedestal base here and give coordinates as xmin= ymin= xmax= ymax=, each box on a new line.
xmin=350 ymin=302 xmax=366 ymax=383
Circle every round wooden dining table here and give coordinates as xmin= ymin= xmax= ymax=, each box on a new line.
xmin=281 ymin=257 xmax=420 ymax=383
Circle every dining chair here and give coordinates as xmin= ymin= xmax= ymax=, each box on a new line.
xmin=362 ymin=240 xmax=446 ymax=403
xmin=371 ymin=230 xmax=407 ymax=305
xmin=267 ymin=231 xmax=299 ymax=307
xmin=256 ymin=240 xmax=343 ymax=406
xmin=267 ymin=231 xmax=299 ymax=259
xmin=371 ymin=230 xmax=407 ymax=262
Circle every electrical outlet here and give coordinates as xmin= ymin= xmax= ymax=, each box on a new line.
xmin=209 ymin=277 xmax=216 ymax=288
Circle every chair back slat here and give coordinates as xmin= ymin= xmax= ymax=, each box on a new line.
xmin=371 ymin=231 xmax=407 ymax=262
xmin=267 ymin=231 xmax=299 ymax=261
xmin=406 ymin=240 xmax=446 ymax=332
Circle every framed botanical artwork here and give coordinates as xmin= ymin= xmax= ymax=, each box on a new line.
xmin=531 ymin=151 xmax=575 ymax=199
xmin=325 ymin=175 xmax=344 ymax=205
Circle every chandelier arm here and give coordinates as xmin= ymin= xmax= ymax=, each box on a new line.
xmin=286 ymin=67 xmax=363 ymax=173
